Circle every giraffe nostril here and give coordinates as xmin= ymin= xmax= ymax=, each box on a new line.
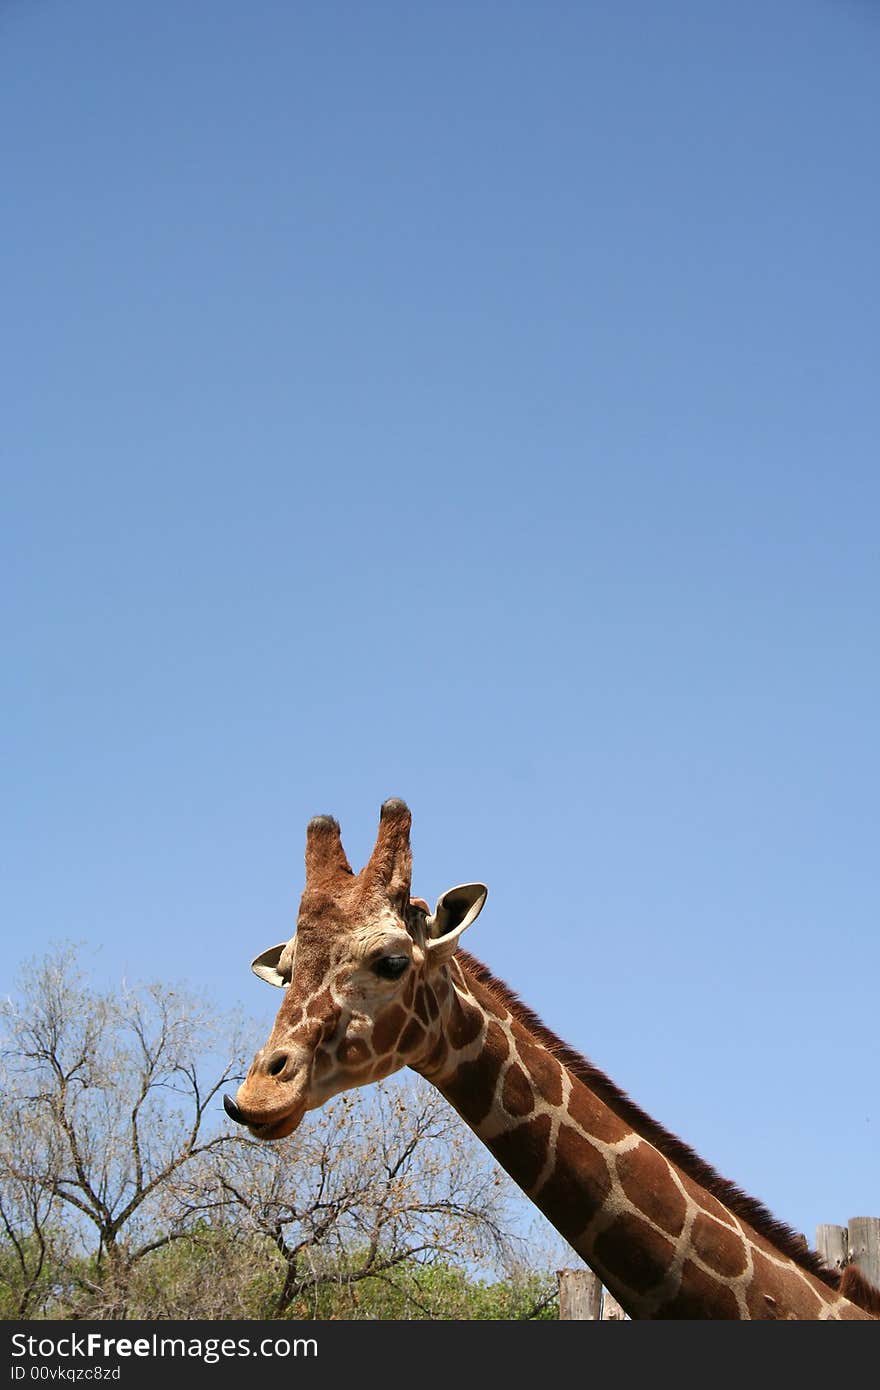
xmin=264 ymin=1050 xmax=289 ymax=1078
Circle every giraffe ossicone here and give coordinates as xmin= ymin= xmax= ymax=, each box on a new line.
xmin=226 ymin=800 xmax=879 ymax=1321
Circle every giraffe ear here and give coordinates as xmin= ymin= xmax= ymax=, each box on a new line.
xmin=251 ymin=942 xmax=293 ymax=988
xmin=425 ymin=883 xmax=487 ymax=967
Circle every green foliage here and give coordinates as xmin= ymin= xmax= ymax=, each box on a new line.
xmin=0 ymin=1227 xmax=558 ymax=1321
xmin=120 ymin=1227 xmax=283 ymax=1321
xmin=0 ymin=1235 xmax=49 ymax=1319
xmin=284 ymin=1254 xmax=558 ymax=1320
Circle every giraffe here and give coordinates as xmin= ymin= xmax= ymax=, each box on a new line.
xmin=224 ymin=800 xmax=879 ymax=1320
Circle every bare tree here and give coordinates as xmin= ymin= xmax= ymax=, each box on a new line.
xmin=0 ymin=947 xmax=247 ymax=1317
xmin=0 ymin=1092 xmax=69 ymax=1317
xmin=169 ymin=1080 xmax=516 ymax=1318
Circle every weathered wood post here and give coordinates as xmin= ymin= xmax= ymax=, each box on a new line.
xmin=816 ymin=1222 xmax=848 ymax=1273
xmin=556 ymin=1268 xmax=603 ymax=1320
xmin=556 ymin=1269 xmax=630 ymax=1319
xmin=816 ymin=1216 xmax=880 ymax=1289
xmin=847 ymin=1217 xmax=880 ymax=1290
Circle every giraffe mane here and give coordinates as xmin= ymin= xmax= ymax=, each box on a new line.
xmin=839 ymin=1265 xmax=880 ymax=1317
xmin=456 ymin=949 xmax=878 ymax=1310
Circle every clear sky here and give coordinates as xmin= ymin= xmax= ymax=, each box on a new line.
xmin=2 ymin=1 xmax=878 ymax=1254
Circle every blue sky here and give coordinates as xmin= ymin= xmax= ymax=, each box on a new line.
xmin=2 ymin=1 xmax=878 ymax=1253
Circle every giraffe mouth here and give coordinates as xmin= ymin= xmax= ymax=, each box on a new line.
xmin=223 ymin=1092 xmax=307 ymax=1141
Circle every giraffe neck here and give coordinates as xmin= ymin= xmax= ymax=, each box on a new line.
xmin=411 ymin=952 xmax=870 ymax=1320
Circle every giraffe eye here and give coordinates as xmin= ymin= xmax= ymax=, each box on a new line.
xmin=372 ymin=954 xmax=409 ymax=980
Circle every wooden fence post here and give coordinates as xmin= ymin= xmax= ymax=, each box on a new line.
xmin=816 ymin=1223 xmax=848 ymax=1273
xmin=557 ymin=1269 xmax=603 ymax=1320
xmin=846 ymin=1217 xmax=880 ymax=1290
xmin=817 ymin=1217 xmax=880 ymax=1291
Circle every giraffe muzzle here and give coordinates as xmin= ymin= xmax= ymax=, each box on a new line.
xmin=223 ymin=1088 xmax=308 ymax=1140
xmin=225 ymin=1054 xmax=312 ymax=1140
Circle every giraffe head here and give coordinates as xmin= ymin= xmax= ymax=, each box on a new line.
xmin=224 ymin=799 xmax=486 ymax=1139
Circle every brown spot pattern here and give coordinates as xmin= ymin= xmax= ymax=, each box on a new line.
xmin=536 ymin=1122 xmax=610 ymax=1230
xmin=487 ymin=1020 xmax=510 ymax=1062
xmin=372 ymin=1005 xmax=407 ymax=1053
xmin=678 ymin=1173 xmax=739 ymax=1229
xmin=288 ymin=1018 xmax=321 ymax=1051
xmin=502 ymin=1063 xmax=535 ymax=1118
xmin=447 ymin=996 xmax=483 ymax=1049
xmin=616 ymin=1143 xmax=687 ymax=1238
xmin=745 ymin=1249 xmax=824 ymax=1320
xmin=399 ymin=1018 xmax=426 ymax=1054
xmin=306 ymin=989 xmax=335 ymax=1021
xmin=516 ymin=1033 xmax=564 ymax=1108
xmin=444 ymin=1058 xmax=499 ymax=1127
xmin=479 ymin=989 xmax=509 ymax=1021
xmin=594 ymin=1213 xmax=677 ymax=1294
xmin=690 ymin=1212 xmax=748 ymax=1278
xmin=659 ymin=1259 xmax=742 ymax=1319
xmin=414 ymin=987 xmax=432 ymax=1026
xmin=489 ymin=1114 xmax=553 ymax=1192
xmin=566 ymin=1082 xmax=631 ymax=1144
